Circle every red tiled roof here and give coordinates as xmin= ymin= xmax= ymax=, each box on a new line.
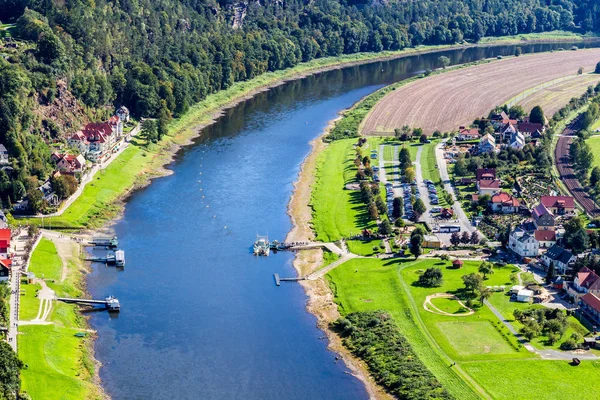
xmin=459 ymin=127 xmax=480 ymax=137
xmin=479 ymin=179 xmax=501 ymax=189
xmin=534 ymin=230 xmax=556 ymax=241
xmin=453 ymin=259 xmax=464 ymax=265
xmin=476 ymin=168 xmax=496 ymax=181
xmin=0 ymin=229 xmax=10 ymax=244
xmin=491 ymin=192 xmax=520 ymax=206
xmin=518 ymin=122 xmax=544 ymax=133
xmin=578 ymin=267 xmax=600 ymax=290
xmin=541 ymin=196 xmax=575 ymax=209
xmin=0 ymin=258 xmax=10 ymax=269
xmin=582 ymin=293 xmax=600 ymax=313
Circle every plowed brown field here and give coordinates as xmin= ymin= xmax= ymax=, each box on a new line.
xmin=362 ymin=49 xmax=600 ymax=135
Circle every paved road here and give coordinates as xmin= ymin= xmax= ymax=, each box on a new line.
xmin=434 ymin=141 xmax=480 ymax=239
xmin=555 ymin=116 xmax=599 ymax=216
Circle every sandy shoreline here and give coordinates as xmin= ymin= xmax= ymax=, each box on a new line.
xmin=285 ymin=116 xmax=391 ymax=400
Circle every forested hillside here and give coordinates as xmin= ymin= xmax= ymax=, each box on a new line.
xmin=0 ymin=0 xmax=597 ymax=210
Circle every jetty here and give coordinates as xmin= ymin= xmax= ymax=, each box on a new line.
xmin=56 ymin=296 xmax=121 ymax=312
xmin=85 ymin=249 xmax=125 ymax=267
xmin=88 ymin=236 xmax=118 ymax=248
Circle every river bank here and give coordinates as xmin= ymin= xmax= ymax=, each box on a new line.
xmin=11 ymin=32 xmax=596 ymax=399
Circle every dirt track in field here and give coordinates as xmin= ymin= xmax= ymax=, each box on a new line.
xmin=518 ymin=74 xmax=600 ymax=116
xmin=362 ymin=49 xmax=600 ymax=135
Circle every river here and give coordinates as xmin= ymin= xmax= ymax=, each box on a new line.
xmin=85 ymin=41 xmax=597 ymax=400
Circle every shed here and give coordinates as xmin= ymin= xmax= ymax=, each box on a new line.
xmin=423 ymin=234 xmax=441 ymax=249
xmin=510 ymin=285 xmax=524 ymax=294
xmin=516 ymin=289 xmax=534 ymax=303
xmin=452 ymin=259 xmax=464 ymax=269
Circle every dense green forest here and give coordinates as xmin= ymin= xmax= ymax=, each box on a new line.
xmin=0 ymin=0 xmax=597 ymax=210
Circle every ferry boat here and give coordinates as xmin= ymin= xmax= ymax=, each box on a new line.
xmin=253 ymin=235 xmax=270 ymax=256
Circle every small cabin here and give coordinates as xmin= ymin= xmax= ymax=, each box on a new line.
xmin=452 ymin=259 xmax=464 ymax=269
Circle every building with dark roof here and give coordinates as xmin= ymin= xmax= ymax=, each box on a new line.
xmin=541 ymin=244 xmax=575 ymax=274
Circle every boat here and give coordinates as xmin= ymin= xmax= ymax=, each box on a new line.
xmin=253 ymin=235 xmax=270 ymax=256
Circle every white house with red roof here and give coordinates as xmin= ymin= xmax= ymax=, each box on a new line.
xmin=52 ymin=152 xmax=86 ymax=173
xmin=68 ymin=119 xmax=120 ymax=163
xmin=540 ymin=196 xmax=575 ymax=216
xmin=477 ymin=179 xmax=501 ymax=196
xmin=534 ymin=229 xmax=556 ymax=249
xmin=490 ymin=192 xmax=520 ymax=213
xmin=509 ymin=226 xmax=539 ymax=258
xmin=456 ymin=127 xmax=480 ymax=141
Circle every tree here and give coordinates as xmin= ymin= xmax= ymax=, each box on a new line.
xmin=392 ymin=197 xmax=403 ymax=218
xmin=454 ymin=156 xmax=468 ymax=176
xmin=417 ymin=268 xmax=443 ymax=287
xmin=546 ymin=262 xmax=556 ymax=284
xmin=409 ymin=232 xmax=423 ymax=259
xmin=470 ymin=231 xmax=479 ymax=244
xmin=412 ymin=128 xmax=424 ymax=138
xmin=379 ymin=219 xmax=392 ymax=235
xmin=508 ymin=104 xmax=526 ymax=119
xmin=419 ymin=134 xmax=428 ymax=143
xmin=514 ymin=47 xmax=522 ymax=57
xmin=591 ymin=166 xmax=600 ymax=186
xmin=413 ymin=198 xmax=426 ymax=218
xmin=596 ymin=61 xmax=600 ymax=74
xmin=438 ymin=56 xmax=450 ymax=69
xmin=478 ymin=261 xmax=494 ymax=279
xmin=460 ymin=231 xmax=470 ymax=244
xmin=368 ymin=202 xmax=379 ymax=220
xmin=450 ymin=232 xmax=461 ymax=247
xmin=479 ymin=286 xmax=492 ymax=305
xmin=26 ymin=189 xmax=44 ymax=214
xmin=399 ymin=147 xmax=411 ymax=169
xmin=404 ymin=167 xmax=416 ymax=183
xmin=375 ymin=196 xmax=387 ymax=214
xmin=51 ymin=175 xmax=78 ymax=200
xmin=364 ymin=166 xmax=374 ymax=178
xmin=529 ymin=105 xmax=545 ymax=124
xmin=141 ymin=119 xmax=159 ymax=143
xmin=462 ymin=273 xmax=483 ymax=294
xmin=578 ymin=66 xmax=584 ymax=75
xmin=0 ymin=341 xmax=23 ymax=398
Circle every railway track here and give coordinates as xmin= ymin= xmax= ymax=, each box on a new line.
xmin=554 ymin=116 xmax=599 ymax=216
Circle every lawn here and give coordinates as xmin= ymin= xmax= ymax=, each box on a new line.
xmin=430 ymin=296 xmax=468 ymax=314
xmin=346 ymin=239 xmax=384 ymax=256
xmin=19 ymin=325 xmax=101 ymax=400
xmin=463 ymin=359 xmax=600 ymax=400
xmin=19 ymin=283 xmax=41 ymax=321
xmin=29 ymin=238 xmax=62 ymax=281
xmin=311 ymin=139 xmax=377 ymax=241
xmin=586 ymin=135 xmax=600 ymax=169
xmin=328 ymin=256 xmax=600 ymax=398
xmin=437 ymin=321 xmax=515 ymax=356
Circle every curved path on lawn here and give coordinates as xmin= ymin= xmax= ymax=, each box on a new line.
xmin=423 ymin=293 xmax=475 ymax=316
xmin=362 ymin=49 xmax=600 ymax=135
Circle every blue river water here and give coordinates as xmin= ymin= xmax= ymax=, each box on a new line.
xmin=85 ymin=41 xmax=597 ymax=399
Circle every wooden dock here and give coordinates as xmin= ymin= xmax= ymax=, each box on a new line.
xmin=274 ymin=273 xmax=280 ymax=286
xmin=273 ymin=273 xmax=305 ymax=286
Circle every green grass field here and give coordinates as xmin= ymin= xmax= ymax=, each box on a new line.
xmin=325 ymin=256 xmax=600 ymax=398
xmin=19 ymin=325 xmax=100 ymax=400
xmin=437 ymin=321 xmax=515 ymax=356
xmin=346 ymin=239 xmax=384 ymax=256
xmin=28 ymin=238 xmax=62 ymax=281
xmin=19 ymin=283 xmax=41 ymax=321
xmin=586 ymin=135 xmax=600 ymax=169
xmin=19 ymin=238 xmax=99 ymax=399
xmin=311 ymin=139 xmax=378 ymax=241
xmin=429 ymin=296 xmax=469 ymax=314
xmin=463 ymin=359 xmax=600 ymax=400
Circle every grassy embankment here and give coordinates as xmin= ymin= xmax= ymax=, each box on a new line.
xmin=327 ymin=257 xmax=600 ymax=400
xmin=18 ymin=237 xmax=101 ymax=400
xmin=11 ymin=31 xmax=588 ymax=230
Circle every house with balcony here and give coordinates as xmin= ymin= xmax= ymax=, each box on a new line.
xmin=542 ymin=244 xmax=575 ymax=274
xmin=580 ymin=293 xmax=600 ymax=325
xmin=68 ymin=121 xmax=118 ymax=163
xmin=540 ymin=196 xmax=576 ymax=216
xmin=509 ymin=226 xmax=539 ymax=258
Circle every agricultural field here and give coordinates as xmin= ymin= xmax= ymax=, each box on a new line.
xmin=586 ymin=135 xmax=600 ymax=169
xmin=516 ymin=74 xmax=600 ymax=116
xmin=361 ymin=49 xmax=600 ymax=135
xmin=328 ymin=257 xmax=599 ymax=399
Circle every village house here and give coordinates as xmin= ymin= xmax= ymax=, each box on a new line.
xmin=477 ymin=179 xmax=501 ymax=196
xmin=51 ymin=152 xmax=86 ymax=174
xmin=535 ymin=229 xmax=557 ymax=249
xmin=490 ymin=192 xmax=520 ymax=213
xmin=509 ymin=226 xmax=539 ymax=258
xmin=498 ymin=122 xmax=518 ymax=142
xmin=0 ymin=258 xmax=10 ymax=281
xmin=69 ymin=121 xmax=119 ymax=163
xmin=532 ymin=203 xmax=555 ymax=231
xmin=0 ymin=228 xmax=11 ymax=281
xmin=476 ymin=168 xmax=496 ymax=181
xmin=116 ymin=106 xmax=130 ymax=123
xmin=479 ymin=134 xmax=497 ymax=153
xmin=0 ymin=144 xmax=9 ymax=165
xmin=508 ymin=131 xmax=525 ymax=149
xmin=518 ymin=121 xmax=545 ymax=138
xmin=542 ymin=244 xmax=575 ymax=274
xmin=568 ymin=267 xmax=600 ymax=300
xmin=456 ymin=126 xmax=480 ymax=141
xmin=540 ymin=196 xmax=576 ymax=216
xmin=580 ymin=293 xmax=600 ymax=325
